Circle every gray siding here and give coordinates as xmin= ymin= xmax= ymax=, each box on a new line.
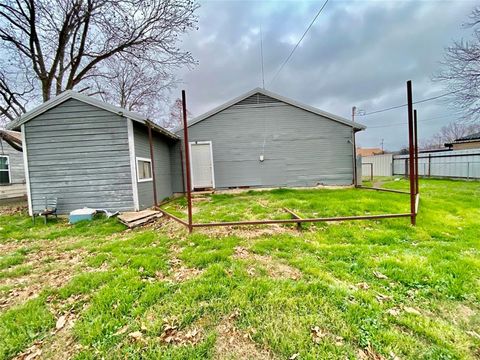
xmin=24 ymin=98 xmax=134 ymax=214
xmin=172 ymin=95 xmax=355 ymax=191
xmin=133 ymin=123 xmax=173 ymax=209
xmin=0 ymin=139 xmax=25 ymax=185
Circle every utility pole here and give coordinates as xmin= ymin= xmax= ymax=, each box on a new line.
xmin=381 ymin=139 xmax=384 ymax=153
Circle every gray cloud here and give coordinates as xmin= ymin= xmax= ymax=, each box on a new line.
xmin=172 ymin=0 xmax=477 ymax=150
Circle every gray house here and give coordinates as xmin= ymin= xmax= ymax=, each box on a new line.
xmin=7 ymin=91 xmax=178 ymax=215
xmin=172 ymin=88 xmax=366 ymax=192
xmin=0 ymin=130 xmax=27 ymax=200
xmin=7 ymin=88 xmax=365 ymax=215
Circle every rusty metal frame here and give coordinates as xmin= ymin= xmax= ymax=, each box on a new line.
xmin=166 ymin=84 xmax=420 ymax=232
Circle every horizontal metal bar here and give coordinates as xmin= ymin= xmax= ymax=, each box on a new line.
xmin=283 ymin=207 xmax=302 ymax=219
xmin=394 ymin=153 xmax=480 ymax=160
xmin=357 ymin=186 xmax=410 ymax=194
xmin=190 ymin=213 xmax=412 ymax=228
xmin=159 ymin=209 xmax=189 ymax=226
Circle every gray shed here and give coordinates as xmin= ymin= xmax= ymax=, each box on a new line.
xmin=7 ymin=91 xmax=178 ymax=215
xmin=0 ymin=130 xmax=27 ymax=199
xmin=171 ymin=88 xmax=366 ymax=192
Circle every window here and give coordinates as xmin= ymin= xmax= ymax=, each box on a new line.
xmin=136 ymin=157 xmax=152 ymax=182
xmin=0 ymin=156 xmax=10 ymax=185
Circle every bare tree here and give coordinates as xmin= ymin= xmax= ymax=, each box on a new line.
xmin=434 ymin=7 xmax=480 ymax=121
xmin=163 ymin=97 xmax=191 ymax=130
xmin=421 ymin=120 xmax=480 ymax=149
xmin=92 ymin=56 xmax=177 ymax=121
xmin=0 ymin=0 xmax=198 ymax=122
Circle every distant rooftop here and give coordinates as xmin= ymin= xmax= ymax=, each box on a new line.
xmin=455 ymin=132 xmax=480 ymax=142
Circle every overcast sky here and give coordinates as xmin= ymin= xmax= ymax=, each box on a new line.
xmin=172 ymin=0 xmax=477 ymax=150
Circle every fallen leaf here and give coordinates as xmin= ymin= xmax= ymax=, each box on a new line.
xmin=389 ymin=351 xmax=401 ymax=360
xmin=373 ymin=271 xmax=388 ymax=279
xmin=334 ymin=335 xmax=344 ymax=346
xmin=56 ymin=315 xmax=67 ymax=330
xmin=356 ymin=282 xmax=370 ymax=290
xmin=311 ymin=326 xmax=327 ymax=344
xmin=128 ymin=331 xmax=143 ymax=340
xmin=403 ymin=307 xmax=421 ymax=315
xmin=289 ymin=353 xmax=300 ymax=360
xmin=386 ymin=308 xmax=401 ymax=316
xmin=115 ymin=325 xmax=129 ymax=335
xmin=375 ymin=293 xmax=393 ymax=303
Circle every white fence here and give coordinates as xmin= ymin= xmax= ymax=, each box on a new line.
xmin=392 ymin=149 xmax=480 ymax=179
xmin=361 ymin=154 xmax=393 ymax=178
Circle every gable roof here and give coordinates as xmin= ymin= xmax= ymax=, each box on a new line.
xmin=176 ymin=87 xmax=366 ymax=132
xmin=6 ymin=90 xmax=179 ymax=140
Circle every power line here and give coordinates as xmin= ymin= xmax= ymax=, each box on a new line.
xmin=357 ymin=89 xmax=461 ymax=117
xmin=269 ymin=0 xmax=329 ymax=86
xmin=366 ymin=112 xmax=463 ymax=129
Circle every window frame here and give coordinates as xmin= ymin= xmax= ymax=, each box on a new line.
xmin=136 ymin=157 xmax=153 ymax=183
xmin=0 ymin=155 xmax=11 ymax=185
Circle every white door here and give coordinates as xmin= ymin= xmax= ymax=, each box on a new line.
xmin=190 ymin=142 xmax=215 ymax=189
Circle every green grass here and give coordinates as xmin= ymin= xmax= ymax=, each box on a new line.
xmin=0 ymin=179 xmax=479 ymax=359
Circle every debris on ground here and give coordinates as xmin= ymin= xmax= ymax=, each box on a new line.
xmin=310 ymin=326 xmax=327 ymax=344
xmin=233 ymin=246 xmax=302 ymax=280
xmin=118 ymin=209 xmax=163 ymax=228
xmin=159 ymin=317 xmax=202 ymax=346
xmin=373 ymin=271 xmax=388 ymax=280
xmin=213 ymin=312 xmax=275 ymax=360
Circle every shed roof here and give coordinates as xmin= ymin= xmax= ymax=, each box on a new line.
xmin=6 ymin=90 xmax=179 ymax=140
xmin=176 ymin=87 xmax=366 ymax=132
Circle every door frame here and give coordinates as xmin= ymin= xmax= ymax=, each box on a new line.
xmin=189 ymin=140 xmax=216 ymax=190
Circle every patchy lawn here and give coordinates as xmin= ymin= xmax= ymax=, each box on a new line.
xmin=0 ymin=179 xmax=479 ymax=360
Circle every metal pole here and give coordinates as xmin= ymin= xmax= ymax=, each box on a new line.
xmin=179 ymin=147 xmax=186 ymax=194
xmin=147 ymin=121 xmax=158 ymax=207
xmin=414 ymin=109 xmax=419 ymax=194
xmin=407 ymin=81 xmax=416 ymax=226
xmin=352 ymin=106 xmax=357 ymax=187
xmin=428 ymin=154 xmax=431 ymax=177
xmin=182 ymin=90 xmax=193 ymax=233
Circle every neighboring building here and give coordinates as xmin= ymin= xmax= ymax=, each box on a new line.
xmin=7 ymin=91 xmax=178 ymax=215
xmin=445 ymin=132 xmax=480 ymax=150
xmin=357 ymin=147 xmax=384 ymax=157
xmin=172 ymin=88 xmax=365 ymax=191
xmin=7 ymin=88 xmax=366 ymax=215
xmin=0 ymin=130 xmax=27 ymax=200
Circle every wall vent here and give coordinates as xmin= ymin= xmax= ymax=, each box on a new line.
xmin=236 ymin=93 xmax=281 ymax=106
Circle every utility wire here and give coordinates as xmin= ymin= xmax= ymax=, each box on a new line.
xmin=269 ymin=0 xmax=329 ymax=86
xmin=357 ymin=89 xmax=461 ymax=117
xmin=366 ymin=112 xmax=463 ymax=129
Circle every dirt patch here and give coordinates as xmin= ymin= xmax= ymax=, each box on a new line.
xmin=213 ymin=312 xmax=275 ymax=360
xmin=0 ymin=199 xmax=28 ymax=216
xmin=158 ymin=317 xmax=203 ymax=346
xmin=0 ymin=245 xmax=88 ymax=311
xmin=195 ymin=223 xmax=298 ymax=239
xmin=13 ymin=311 xmax=83 ymax=360
xmin=153 ymin=245 xmax=203 ymax=284
xmin=233 ymin=246 xmax=301 ymax=280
